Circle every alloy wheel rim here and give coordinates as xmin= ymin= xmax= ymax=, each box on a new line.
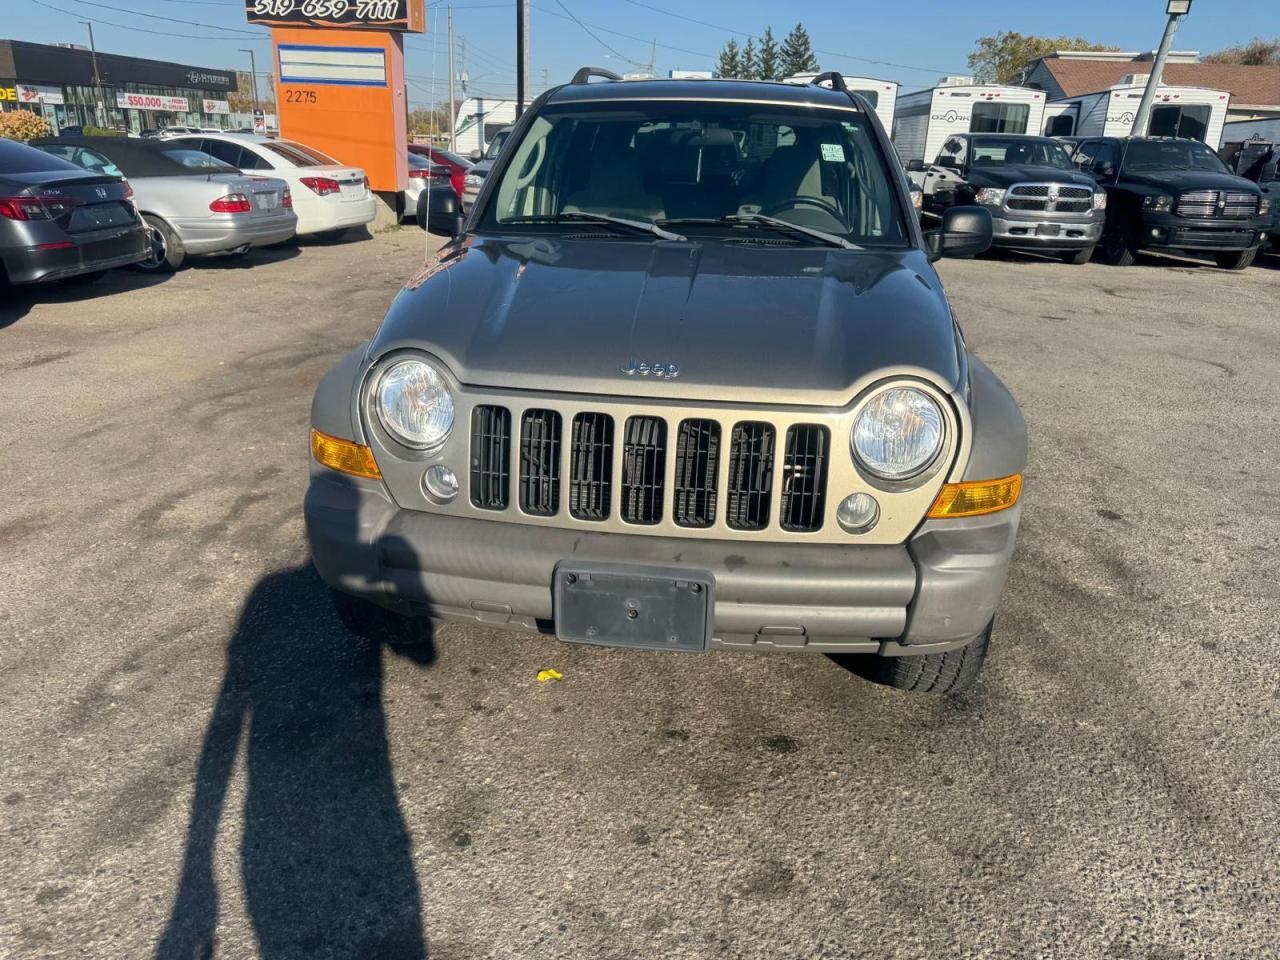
xmin=142 ymin=225 xmax=167 ymax=269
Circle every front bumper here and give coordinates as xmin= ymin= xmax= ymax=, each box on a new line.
xmin=1138 ymin=212 xmax=1268 ymax=252
xmin=305 ymin=469 xmax=1021 ymax=655
xmin=991 ymin=213 xmax=1103 ymax=250
xmin=1 ymin=222 xmax=149 ymax=284
xmin=173 ymin=212 xmax=298 ymax=254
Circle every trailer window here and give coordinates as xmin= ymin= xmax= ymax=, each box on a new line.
xmin=970 ymin=102 xmax=1030 ymax=135
xmin=850 ymin=89 xmax=879 ymax=110
xmin=1046 ymin=113 xmax=1076 ymax=137
xmin=1148 ymin=103 xmax=1211 ymax=142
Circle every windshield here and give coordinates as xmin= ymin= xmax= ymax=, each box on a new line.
xmin=970 ymin=137 xmax=1072 ymax=170
xmin=1123 ymin=139 xmax=1228 ymax=174
xmin=483 ymin=100 xmax=907 ymax=245
xmin=484 ymin=130 xmax=510 ymax=161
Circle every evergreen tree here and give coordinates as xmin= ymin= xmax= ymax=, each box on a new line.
xmin=716 ymin=38 xmax=742 ymax=79
xmin=741 ymin=38 xmax=759 ymax=80
xmin=780 ymin=23 xmax=819 ymax=76
xmin=758 ymin=26 xmax=781 ymax=81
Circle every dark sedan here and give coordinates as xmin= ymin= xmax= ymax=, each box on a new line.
xmin=0 ymin=137 xmax=148 ymax=286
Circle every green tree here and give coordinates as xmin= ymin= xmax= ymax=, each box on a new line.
xmin=758 ymin=26 xmax=781 ymax=81
xmin=1203 ymin=37 xmax=1280 ymax=65
xmin=717 ymin=38 xmax=743 ymax=79
xmin=227 ymin=71 xmax=275 ymax=114
xmin=741 ymin=38 xmax=759 ymax=80
xmin=968 ymin=32 xmax=1121 ymax=84
xmin=780 ymin=23 xmax=818 ymax=76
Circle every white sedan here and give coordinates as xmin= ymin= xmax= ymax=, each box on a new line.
xmin=169 ymin=133 xmax=375 ymax=238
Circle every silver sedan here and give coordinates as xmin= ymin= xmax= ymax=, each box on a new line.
xmin=30 ymin=137 xmax=297 ymax=272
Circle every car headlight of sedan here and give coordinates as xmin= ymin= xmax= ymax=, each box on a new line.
xmin=375 ymin=358 xmax=455 ymax=450
xmin=974 ymin=187 xmax=1006 ymax=206
xmin=851 ymin=386 xmax=945 ymax=482
xmin=1093 ymin=190 xmax=1107 ymax=210
xmin=464 ymin=174 xmax=483 ymax=187
xmin=1143 ymin=193 xmax=1173 ymax=213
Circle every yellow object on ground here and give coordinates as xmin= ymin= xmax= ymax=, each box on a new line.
xmin=536 ymin=669 xmax=563 ymax=682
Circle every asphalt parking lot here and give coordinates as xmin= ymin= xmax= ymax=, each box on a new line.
xmin=2 ymin=232 xmax=1278 ymax=960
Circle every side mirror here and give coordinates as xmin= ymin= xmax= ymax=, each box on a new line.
xmin=469 ymin=148 xmax=483 ymax=162
xmin=420 ymin=187 xmax=463 ymax=237
xmin=906 ymin=158 xmax=925 ymax=173
xmin=936 ymin=155 xmax=959 ymax=170
xmin=925 ymin=205 xmax=992 ymax=262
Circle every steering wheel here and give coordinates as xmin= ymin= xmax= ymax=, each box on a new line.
xmin=761 ymin=195 xmax=845 ymax=221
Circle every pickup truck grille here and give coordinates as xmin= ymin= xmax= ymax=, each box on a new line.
xmin=1178 ymin=190 xmax=1259 ymax=218
xmin=1006 ymin=183 xmax=1094 ymax=215
xmin=466 ymin=407 xmax=832 ymax=534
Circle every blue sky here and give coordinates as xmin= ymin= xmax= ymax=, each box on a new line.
xmin=5 ymin=0 xmax=1270 ymax=107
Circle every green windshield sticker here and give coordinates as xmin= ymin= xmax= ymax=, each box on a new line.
xmin=821 ymin=143 xmax=845 ymax=162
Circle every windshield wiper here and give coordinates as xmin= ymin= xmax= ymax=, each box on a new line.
xmin=503 ymin=212 xmax=686 ymax=241
xmin=659 ymin=214 xmax=860 ymax=250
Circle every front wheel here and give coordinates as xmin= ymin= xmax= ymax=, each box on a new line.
xmin=1061 ymin=246 xmax=1094 ymax=265
xmin=840 ymin=623 xmax=991 ymax=696
xmin=1100 ymin=225 xmax=1138 ymax=266
xmin=1214 ymin=247 xmax=1258 ymax=271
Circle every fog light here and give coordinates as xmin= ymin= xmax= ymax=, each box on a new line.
xmin=837 ymin=492 xmax=879 ymax=534
xmin=423 ymin=465 xmax=459 ymax=503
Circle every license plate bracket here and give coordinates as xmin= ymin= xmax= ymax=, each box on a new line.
xmin=554 ymin=562 xmax=714 ymax=653
xmin=1035 ymin=223 xmax=1061 ymax=237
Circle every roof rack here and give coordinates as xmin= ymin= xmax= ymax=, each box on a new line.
xmin=571 ymin=66 xmax=623 ymax=85
xmin=807 ymin=72 xmax=849 ymax=93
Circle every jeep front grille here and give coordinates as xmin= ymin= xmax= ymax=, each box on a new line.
xmin=621 ymin=416 xmax=667 ymax=525
xmin=673 ymin=418 xmax=720 ymax=528
xmin=568 ymin=412 xmax=613 ymax=521
xmin=726 ymin=422 xmax=775 ymax=531
xmin=459 ymin=405 xmax=844 ymax=535
xmin=780 ymin=424 xmax=830 ymax=532
xmin=519 ymin=409 xmax=561 ymax=516
xmin=470 ymin=405 xmax=511 ymax=510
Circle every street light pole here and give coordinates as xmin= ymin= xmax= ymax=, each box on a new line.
xmin=80 ymin=21 xmax=104 ymax=127
xmin=515 ymin=0 xmax=527 ymax=118
xmin=1132 ymin=0 xmax=1193 ymax=138
xmin=239 ymin=48 xmax=261 ymax=123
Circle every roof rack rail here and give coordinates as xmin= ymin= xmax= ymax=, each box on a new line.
xmin=571 ymin=66 xmax=623 ymax=85
xmin=807 ymin=72 xmax=849 ymax=92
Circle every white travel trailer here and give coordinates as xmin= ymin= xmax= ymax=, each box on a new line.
xmin=785 ymin=73 xmax=899 ymax=131
xmin=892 ymin=78 xmax=1046 ymax=166
xmin=453 ymin=97 xmax=519 ymax=156
xmin=896 ymin=78 xmax=1044 ymax=166
xmin=1044 ymin=81 xmax=1232 ymax=149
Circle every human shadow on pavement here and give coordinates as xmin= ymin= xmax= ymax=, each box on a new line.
xmin=154 ymin=521 xmax=435 ymax=959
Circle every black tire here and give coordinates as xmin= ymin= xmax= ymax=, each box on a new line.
xmin=1100 ymin=225 xmax=1138 ymax=266
xmin=331 ymin=589 xmax=433 ymax=648
xmin=1214 ymin=247 xmax=1258 ymax=271
xmin=135 ymin=214 xmax=185 ymax=272
xmin=1061 ymin=246 xmax=1094 ymax=265
xmin=843 ymin=623 xmax=991 ymax=696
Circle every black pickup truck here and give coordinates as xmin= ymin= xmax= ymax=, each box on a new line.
xmin=1067 ymin=136 xmax=1271 ymax=269
xmin=909 ymin=133 xmax=1105 ymax=264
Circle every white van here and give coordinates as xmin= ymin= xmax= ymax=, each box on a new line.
xmin=892 ymin=77 xmax=1046 ymax=168
xmin=1044 ymin=81 xmax=1232 ymax=149
xmin=785 ymin=73 xmax=899 ymax=131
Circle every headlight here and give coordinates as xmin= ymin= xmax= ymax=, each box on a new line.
xmin=1093 ymin=190 xmax=1107 ymax=210
xmin=375 ymin=358 xmax=455 ymax=450
xmin=911 ymin=187 xmax=923 ymax=211
xmin=464 ymin=174 xmax=483 ymax=186
xmin=851 ymin=386 xmax=945 ymax=482
xmin=1259 ymin=196 xmax=1271 ymax=216
xmin=974 ymin=187 xmax=1006 ymax=206
xmin=1143 ymin=193 xmax=1173 ymax=213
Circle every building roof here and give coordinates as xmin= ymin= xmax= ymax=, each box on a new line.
xmin=0 ymin=38 xmax=237 ymax=93
xmin=1034 ymin=54 xmax=1280 ymax=107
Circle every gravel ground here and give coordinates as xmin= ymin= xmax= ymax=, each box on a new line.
xmin=1 ymin=232 xmax=1277 ymax=960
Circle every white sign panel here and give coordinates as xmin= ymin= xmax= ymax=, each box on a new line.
xmin=116 ymin=92 xmax=191 ymax=112
xmin=17 ymin=83 xmax=65 ymax=105
xmin=277 ymin=44 xmax=387 ymax=87
xmin=202 ymin=99 xmax=231 ymax=114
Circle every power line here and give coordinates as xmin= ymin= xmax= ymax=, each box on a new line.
xmin=55 ymin=0 xmax=264 ymax=35
xmin=551 ymin=0 xmax=647 ymax=68
xmin=29 ymin=0 xmax=262 ymax=41
xmin=531 ymin=4 xmax=712 ymax=61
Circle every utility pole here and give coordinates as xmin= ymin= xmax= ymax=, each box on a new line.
xmin=80 ymin=21 xmax=104 ymax=127
xmin=239 ymin=48 xmax=261 ymax=121
xmin=1132 ymin=0 xmax=1193 ymax=138
xmin=515 ymin=0 xmax=528 ymax=117
xmin=447 ymin=6 xmax=457 ymax=151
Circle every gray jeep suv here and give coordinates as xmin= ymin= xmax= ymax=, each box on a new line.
xmin=306 ymin=70 xmax=1026 ymax=696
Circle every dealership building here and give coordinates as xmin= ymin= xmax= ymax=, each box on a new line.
xmin=0 ymin=38 xmax=241 ymax=134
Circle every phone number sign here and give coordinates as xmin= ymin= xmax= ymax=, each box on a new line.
xmin=246 ymin=0 xmax=425 ymax=32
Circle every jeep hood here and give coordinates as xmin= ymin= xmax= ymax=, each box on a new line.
xmin=370 ymin=235 xmax=961 ymax=406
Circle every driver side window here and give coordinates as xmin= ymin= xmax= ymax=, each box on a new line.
xmin=935 ymin=137 xmax=965 ymax=170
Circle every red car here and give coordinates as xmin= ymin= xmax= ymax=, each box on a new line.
xmin=407 ymin=145 xmax=472 ymax=200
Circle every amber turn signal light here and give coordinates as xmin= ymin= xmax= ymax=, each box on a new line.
xmin=310 ymin=429 xmax=382 ymax=480
xmin=928 ymin=474 xmax=1022 ymax=519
